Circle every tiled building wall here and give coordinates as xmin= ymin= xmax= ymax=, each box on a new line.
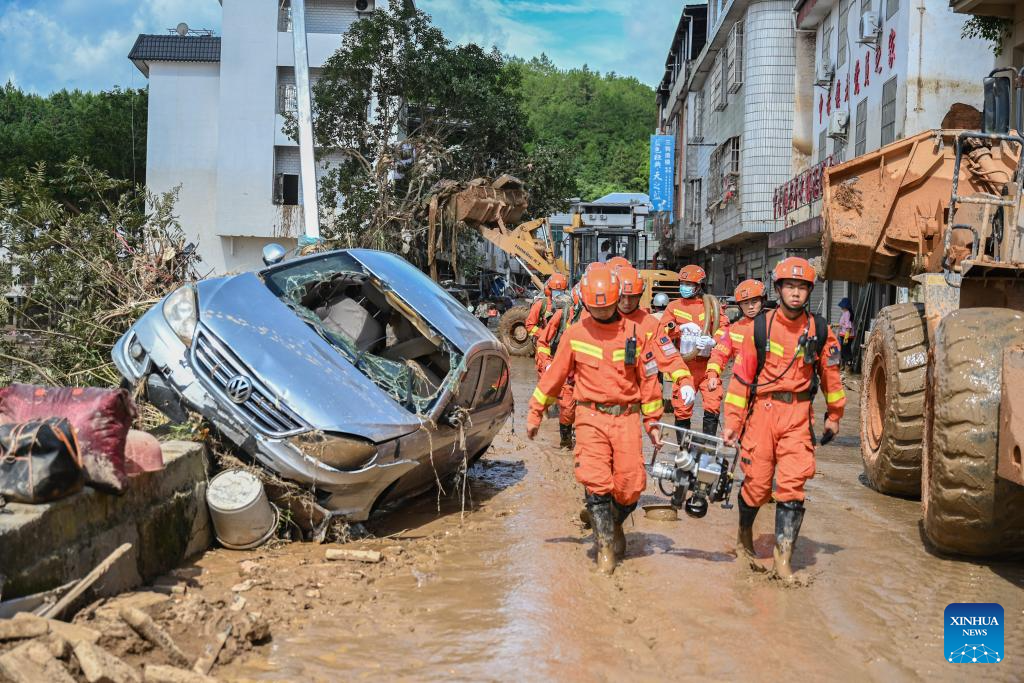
xmin=735 ymin=0 xmax=794 ymax=241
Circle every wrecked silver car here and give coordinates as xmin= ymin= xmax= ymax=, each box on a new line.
xmin=113 ymin=248 xmax=513 ymax=520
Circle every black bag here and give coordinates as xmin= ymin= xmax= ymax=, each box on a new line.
xmin=0 ymin=418 xmax=84 ymax=504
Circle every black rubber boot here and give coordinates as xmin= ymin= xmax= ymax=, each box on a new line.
xmin=702 ymin=411 xmax=720 ymax=437
xmin=559 ymin=424 xmax=574 ymax=450
xmin=586 ymin=492 xmax=617 ymax=575
xmin=736 ymin=491 xmax=759 ymax=561
xmin=611 ymin=501 xmax=637 ymax=559
xmin=773 ymin=500 xmax=806 ymax=582
xmin=674 ymin=417 xmax=691 ymax=446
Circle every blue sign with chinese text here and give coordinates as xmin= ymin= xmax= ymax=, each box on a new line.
xmin=648 ymin=134 xmax=674 ymax=216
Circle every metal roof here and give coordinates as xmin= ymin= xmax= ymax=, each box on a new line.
xmin=595 ymin=192 xmax=651 ymax=206
xmin=128 ymin=35 xmax=221 ymax=77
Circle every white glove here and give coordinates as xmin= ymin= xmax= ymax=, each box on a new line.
xmin=697 ymin=335 xmax=716 ymax=357
xmin=678 ymin=385 xmax=696 ymax=406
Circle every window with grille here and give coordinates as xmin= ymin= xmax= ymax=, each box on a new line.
xmin=818 ymin=129 xmax=827 ymax=163
xmin=861 ymin=0 xmax=871 ymax=13
xmin=838 ymin=0 xmax=850 ymax=68
xmin=711 ymin=52 xmax=727 ymax=111
xmin=278 ymin=84 xmax=298 ymax=114
xmin=881 ymin=76 xmax=897 ymax=145
xmin=886 ymin=0 xmax=898 ymax=20
xmin=854 ymin=98 xmax=868 ymax=156
xmin=821 ymin=16 xmax=833 ymax=64
xmin=688 ymin=179 xmax=702 ymax=224
xmin=691 ymin=93 xmax=704 ymax=142
xmin=726 ymin=137 xmax=740 ymax=174
xmin=727 ymin=21 xmax=744 ymax=93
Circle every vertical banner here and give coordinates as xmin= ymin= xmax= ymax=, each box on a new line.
xmin=649 ymin=134 xmax=675 ymax=218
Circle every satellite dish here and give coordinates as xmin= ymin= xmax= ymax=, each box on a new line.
xmin=176 ymin=22 xmax=189 ymax=36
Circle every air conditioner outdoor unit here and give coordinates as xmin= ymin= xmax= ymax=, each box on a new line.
xmin=858 ymin=11 xmax=881 ymax=44
xmin=815 ymin=61 xmax=834 ymax=87
xmin=828 ymin=111 xmax=849 ymax=139
xmin=355 ymin=0 xmax=374 ymax=12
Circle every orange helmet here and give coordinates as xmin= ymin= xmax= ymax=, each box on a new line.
xmin=545 ymin=273 xmax=569 ymax=295
xmin=734 ymin=279 xmax=766 ymax=303
xmin=607 ymin=256 xmax=631 ymax=271
xmin=579 ymin=263 xmax=620 ymax=307
xmin=617 ymin=266 xmax=646 ymax=296
xmin=773 ymin=257 xmax=816 ymax=284
xmin=678 ymin=265 xmax=707 ymax=285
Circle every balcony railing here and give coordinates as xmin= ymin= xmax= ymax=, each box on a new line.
xmin=772 ymin=155 xmax=836 ymax=220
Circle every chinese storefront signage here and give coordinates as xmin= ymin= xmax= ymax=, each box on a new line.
xmin=649 ymin=135 xmax=675 ymax=215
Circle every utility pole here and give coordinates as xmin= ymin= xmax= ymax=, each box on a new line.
xmin=291 ymin=0 xmax=319 ymax=240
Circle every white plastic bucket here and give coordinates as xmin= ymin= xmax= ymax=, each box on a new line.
xmin=206 ymin=469 xmax=278 ymax=550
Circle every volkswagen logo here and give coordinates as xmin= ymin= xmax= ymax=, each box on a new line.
xmin=225 ymin=375 xmax=253 ymax=404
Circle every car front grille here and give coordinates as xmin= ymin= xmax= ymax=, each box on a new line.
xmin=191 ymin=329 xmax=306 ymax=437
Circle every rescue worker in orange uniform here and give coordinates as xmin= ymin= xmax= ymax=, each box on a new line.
xmin=705 ymin=279 xmax=767 ymax=393
xmin=721 ymin=258 xmax=846 ymax=581
xmin=663 ymin=265 xmax=730 ymax=436
xmin=526 ymin=264 xmax=666 ymax=575
xmin=536 ymin=285 xmax=586 ymax=448
xmin=528 ymin=273 xmax=569 ymax=377
xmin=615 ymin=266 xmax=696 ymax=407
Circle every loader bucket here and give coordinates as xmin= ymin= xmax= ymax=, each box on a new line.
xmin=821 ymin=129 xmax=1020 ymax=285
xmin=453 ymin=175 xmax=529 ymax=228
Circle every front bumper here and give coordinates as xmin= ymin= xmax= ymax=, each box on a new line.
xmin=112 ymin=309 xmax=417 ymax=521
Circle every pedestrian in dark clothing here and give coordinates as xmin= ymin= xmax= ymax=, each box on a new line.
xmin=838 ymin=297 xmax=855 ymax=370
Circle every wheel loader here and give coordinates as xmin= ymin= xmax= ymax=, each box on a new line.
xmin=821 ymin=70 xmax=1024 ymax=557
xmin=425 ymin=176 xmax=677 ymax=357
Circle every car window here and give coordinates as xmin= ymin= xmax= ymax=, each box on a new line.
xmin=452 ymin=357 xmax=483 ymax=409
xmin=475 ymin=356 xmax=509 ymax=409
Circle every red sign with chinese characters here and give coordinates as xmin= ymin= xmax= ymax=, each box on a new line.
xmin=772 ymin=156 xmax=836 ymax=220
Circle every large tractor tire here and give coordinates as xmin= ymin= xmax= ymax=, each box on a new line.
xmin=925 ymin=308 xmax=1024 ymax=557
xmin=859 ymin=303 xmax=928 ymax=496
xmin=498 ymin=305 xmax=534 ymax=357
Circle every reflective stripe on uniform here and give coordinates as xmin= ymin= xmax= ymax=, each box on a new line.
xmin=669 ymin=368 xmax=691 ymax=381
xmin=611 ymin=349 xmax=626 ymax=362
xmin=725 ymin=392 xmax=747 ymax=409
xmin=533 ymin=387 xmax=556 ymax=406
xmin=528 ymin=325 xmax=540 ymax=335
xmin=826 ymin=389 xmax=846 ymax=404
xmin=673 ymin=310 xmax=693 ymax=321
xmin=536 ymin=345 xmax=551 ymax=356
xmin=706 ymin=362 xmax=723 ymax=374
xmin=730 ymin=332 xmax=744 ymax=343
xmin=570 ymin=340 xmax=603 ymax=359
xmin=641 ymin=399 xmax=664 ymax=415
xmin=769 ymin=340 xmax=785 ymax=357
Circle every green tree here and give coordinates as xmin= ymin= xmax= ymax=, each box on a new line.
xmin=301 ymin=3 xmax=575 ymax=265
xmin=0 ymin=84 xmax=147 ymax=185
xmin=510 ymin=56 xmax=655 ymax=200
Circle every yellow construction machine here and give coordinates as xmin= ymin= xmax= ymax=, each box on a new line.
xmin=820 ymin=70 xmax=1024 ymax=557
xmin=426 ymin=176 xmax=678 ymax=356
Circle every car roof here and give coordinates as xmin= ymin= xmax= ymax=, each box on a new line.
xmin=263 ymin=248 xmax=504 ymax=358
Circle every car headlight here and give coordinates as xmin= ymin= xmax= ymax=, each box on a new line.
xmin=290 ymin=432 xmax=377 ymax=471
xmin=162 ymin=284 xmax=198 ymax=346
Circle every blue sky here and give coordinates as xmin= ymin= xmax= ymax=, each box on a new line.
xmin=0 ymin=0 xmax=684 ymax=94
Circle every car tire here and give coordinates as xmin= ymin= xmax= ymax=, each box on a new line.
xmin=924 ymin=308 xmax=1024 ymax=557
xmin=498 ymin=305 xmax=534 ymax=357
xmin=859 ymin=303 xmax=928 ymax=497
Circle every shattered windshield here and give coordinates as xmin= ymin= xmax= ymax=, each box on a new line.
xmin=262 ymin=253 xmax=460 ymax=414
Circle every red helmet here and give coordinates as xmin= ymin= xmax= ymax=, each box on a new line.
xmin=773 ymin=257 xmax=816 ymax=284
xmin=617 ymin=266 xmax=646 ymax=296
xmin=678 ymin=265 xmax=707 ymax=285
xmin=734 ymin=279 xmax=766 ymax=303
xmin=580 ymin=263 xmax=620 ymax=307
xmin=545 ymin=273 xmax=569 ymax=296
xmin=607 ymin=256 xmax=631 ymax=271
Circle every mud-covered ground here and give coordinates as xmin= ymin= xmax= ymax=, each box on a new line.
xmin=80 ymin=358 xmax=1023 ymax=681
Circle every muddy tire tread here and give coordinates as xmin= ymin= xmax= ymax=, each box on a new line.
xmin=497 ymin=305 xmax=534 ymax=357
xmin=859 ymin=303 xmax=928 ymax=496
xmin=925 ymin=308 xmax=1024 ymax=557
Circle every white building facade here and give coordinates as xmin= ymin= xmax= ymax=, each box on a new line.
xmin=772 ymin=0 xmax=993 ymax=320
xmin=130 ymin=0 xmax=383 ymax=275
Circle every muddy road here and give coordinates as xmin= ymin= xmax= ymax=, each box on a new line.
xmin=133 ymin=358 xmax=1022 ymax=681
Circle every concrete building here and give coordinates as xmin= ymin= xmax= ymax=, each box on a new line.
xmin=773 ymin=0 xmax=993 ymax=320
xmin=130 ymin=0 xmax=384 ymax=275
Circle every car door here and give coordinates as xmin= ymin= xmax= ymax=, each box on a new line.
xmin=466 ymin=353 xmax=512 ymax=459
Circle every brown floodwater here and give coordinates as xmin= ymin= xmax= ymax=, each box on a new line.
xmin=198 ymin=359 xmax=1024 ymax=681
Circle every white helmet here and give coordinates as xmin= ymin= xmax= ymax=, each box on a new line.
xmin=652 ymin=293 xmax=670 ymax=309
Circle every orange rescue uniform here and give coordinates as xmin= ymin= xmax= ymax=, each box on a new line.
xmin=527 ymin=297 xmax=554 ymax=376
xmin=528 ymin=315 xmax=665 ymax=506
xmin=706 ymin=316 xmax=755 ymax=378
xmin=663 ymin=298 xmax=730 ymax=420
xmin=536 ymin=304 xmax=582 ymax=426
xmin=723 ymin=310 xmax=847 ymax=506
xmin=620 ymin=307 xmax=695 ymax=391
